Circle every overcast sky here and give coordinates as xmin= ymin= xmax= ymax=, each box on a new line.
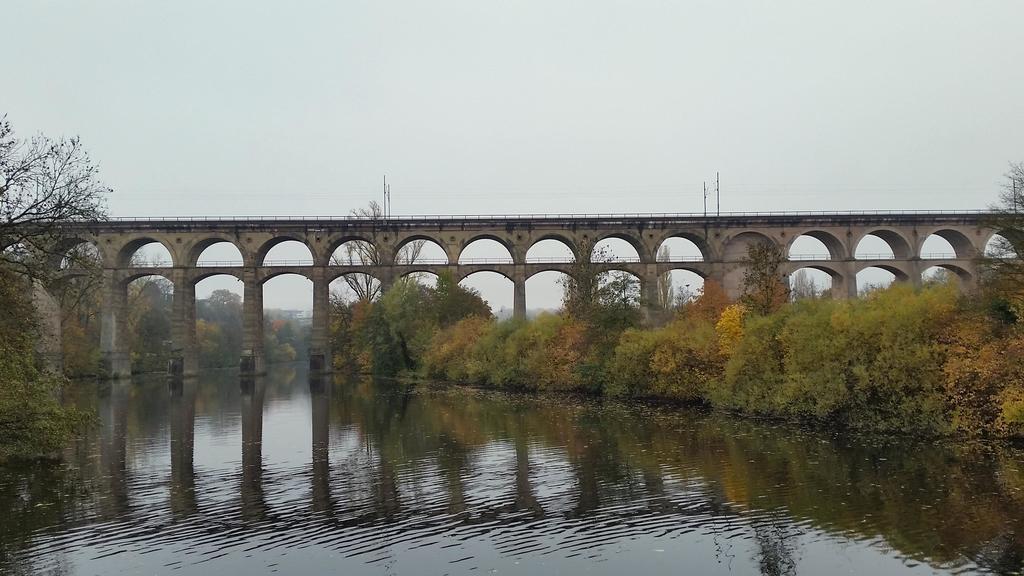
xmin=7 ymin=0 xmax=1023 ymax=309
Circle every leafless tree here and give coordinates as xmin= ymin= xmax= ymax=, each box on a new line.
xmin=789 ymin=270 xmax=821 ymax=300
xmin=0 ymin=115 xmax=109 ymax=281
xmin=330 ymin=201 xmax=426 ymax=302
xmin=983 ymin=162 xmax=1024 ymax=301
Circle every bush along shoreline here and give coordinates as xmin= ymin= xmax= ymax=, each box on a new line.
xmin=334 ymin=273 xmax=1024 ymax=439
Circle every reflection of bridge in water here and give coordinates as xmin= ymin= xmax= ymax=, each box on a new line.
xmin=46 ymin=211 xmax=996 ymax=377
xmin=42 ymin=370 xmax=1018 ymax=575
xmin=87 ymin=374 xmax=744 ymax=568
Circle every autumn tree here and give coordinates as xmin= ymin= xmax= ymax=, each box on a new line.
xmin=741 ymin=241 xmax=789 ymax=315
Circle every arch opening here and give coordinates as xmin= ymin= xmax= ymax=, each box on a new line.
xmin=194 ymin=274 xmax=244 ymax=369
xmin=788 ymin=235 xmax=833 ymax=261
xmin=123 ymin=240 xmax=173 ymax=267
xmin=459 ymin=239 xmax=513 ymax=264
xmin=789 ymin=268 xmax=833 ymax=300
xmin=262 ymin=273 xmax=312 ymax=365
xmin=526 ymin=238 xmax=575 ymax=264
xmin=857 ymin=266 xmax=905 ymax=295
xmin=924 ymin=229 xmax=975 ymax=259
xmin=330 ymin=273 xmax=383 ymax=304
xmin=591 ymin=238 xmax=640 ymax=263
xmin=401 ymin=270 xmax=439 ymax=289
xmin=262 ymin=240 xmax=314 ymax=267
xmin=657 ymin=236 xmax=706 ymax=262
xmin=596 ymin=269 xmax=642 ymax=308
xmin=525 ymin=270 xmax=570 ymax=313
xmin=396 ymin=238 xmax=447 ymax=265
xmin=196 ymin=241 xmax=244 ymax=267
xmin=920 ymin=234 xmax=957 ymax=260
xmin=658 ymin=269 xmax=705 ymax=307
xmin=986 ymin=233 xmax=1017 ymax=259
xmin=331 ymin=240 xmax=379 ymax=266
xmin=855 ymin=231 xmax=911 ymax=260
xmin=126 ymin=274 xmax=174 ymax=373
xmin=922 ymin=264 xmax=971 ymax=285
xmin=57 ymin=240 xmax=102 ymax=270
xmin=460 ymin=271 xmax=513 ymax=318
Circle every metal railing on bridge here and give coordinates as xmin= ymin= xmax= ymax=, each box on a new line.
xmin=99 ymin=209 xmax=992 ymax=224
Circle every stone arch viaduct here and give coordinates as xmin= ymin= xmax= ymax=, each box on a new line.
xmin=47 ymin=211 xmax=997 ymax=378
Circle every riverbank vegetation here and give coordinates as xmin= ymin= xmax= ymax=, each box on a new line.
xmin=343 ymin=276 xmax=1024 ymax=437
xmin=0 ymin=117 xmax=103 ymax=461
xmin=330 ymin=165 xmax=1024 ymax=437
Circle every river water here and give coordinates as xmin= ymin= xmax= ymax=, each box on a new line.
xmin=2 ymin=364 xmax=1024 ymax=575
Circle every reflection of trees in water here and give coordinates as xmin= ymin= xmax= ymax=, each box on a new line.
xmin=751 ymin=511 xmax=798 ymax=576
xmin=6 ymin=372 xmax=1024 ymax=574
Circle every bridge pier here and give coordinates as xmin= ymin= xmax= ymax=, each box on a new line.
xmin=513 ymin=268 xmax=526 ymax=320
xmin=32 ymin=280 xmax=64 ymax=374
xmin=309 ymin=267 xmax=333 ymax=374
xmin=640 ymin=265 xmax=662 ymax=325
xmin=99 ymin=270 xmax=131 ymax=379
xmin=170 ymin=268 xmax=198 ymax=378
xmin=241 ymin=269 xmax=265 ymax=376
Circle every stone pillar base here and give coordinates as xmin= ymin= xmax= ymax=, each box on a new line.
xmin=240 ymin=352 xmax=266 ymax=377
xmin=100 ymin=352 xmax=132 ymax=380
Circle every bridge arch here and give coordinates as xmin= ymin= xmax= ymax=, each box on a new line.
xmin=331 ymin=239 xmax=380 ymax=266
xmin=256 ymin=237 xmax=314 ymax=267
xmin=192 ymin=268 xmax=244 ymax=284
xmin=458 ymin=235 xmax=515 ymax=264
xmin=55 ymin=237 xmax=103 ymax=270
xmin=193 ymin=275 xmax=244 ymax=369
xmin=922 ymin=263 xmax=973 ymax=285
xmin=786 ymin=264 xmax=841 ymax=299
xmin=856 ymin=264 xmax=909 ymax=294
xmin=984 ymin=231 xmax=1020 ymax=258
xmin=787 ymin=230 xmax=845 ymax=260
xmin=525 ymin=269 xmax=572 ymax=312
xmin=261 ymin=273 xmax=312 ymax=364
xmin=123 ymin=274 xmax=175 ymax=373
xmin=655 ymin=232 xmax=711 ymax=262
xmin=590 ymin=236 xmax=641 ymax=263
xmin=324 ymin=234 xmax=377 ymax=265
xmin=590 ymin=232 xmax=648 ymax=262
xmin=394 ymin=235 xmax=449 ymax=265
xmin=121 ymin=268 xmax=174 ymax=285
xmin=458 ymin=237 xmax=514 ymax=264
xmin=118 ymin=238 xmax=176 ymax=268
xmin=526 ymin=236 xmax=577 ymax=263
xmin=399 ymin=269 xmax=440 ymax=288
xmin=459 ymin=270 xmax=513 ymax=315
xmin=186 ymin=236 xmax=247 ymax=267
xmin=658 ymin=268 xmax=706 ymax=305
xmin=854 ymin=229 xmax=913 ymax=260
xmin=260 ymin=268 xmax=313 ymax=284
xmin=330 ymin=271 xmax=383 ymax=303
xmin=192 ymin=238 xmax=246 ymax=267
xmin=918 ymin=228 xmax=975 ymax=259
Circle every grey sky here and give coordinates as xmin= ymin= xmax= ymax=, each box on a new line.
xmin=7 ymin=0 xmax=1023 ymax=309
